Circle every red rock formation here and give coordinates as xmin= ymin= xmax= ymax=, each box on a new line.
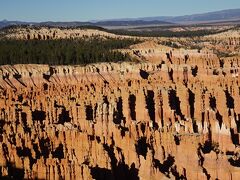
xmin=0 ymin=53 xmax=240 ymax=179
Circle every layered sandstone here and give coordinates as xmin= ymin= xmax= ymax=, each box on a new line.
xmin=1 ymin=46 xmax=240 ymax=179
xmin=1 ymin=27 xmax=128 ymax=40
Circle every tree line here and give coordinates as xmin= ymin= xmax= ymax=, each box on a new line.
xmin=0 ymin=37 xmax=140 ymax=65
xmin=109 ymin=29 xmax=231 ymax=38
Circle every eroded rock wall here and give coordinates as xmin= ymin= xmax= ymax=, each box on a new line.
xmin=2 ymin=27 xmax=127 ymax=40
xmin=0 ymin=57 xmax=240 ymax=179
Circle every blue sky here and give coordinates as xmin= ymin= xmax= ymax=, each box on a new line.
xmin=1 ymin=0 xmax=240 ymax=22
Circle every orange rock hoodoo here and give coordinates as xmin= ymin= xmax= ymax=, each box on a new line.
xmin=0 ymin=49 xmax=240 ymax=179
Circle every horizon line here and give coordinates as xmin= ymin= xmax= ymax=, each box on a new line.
xmin=1 ymin=8 xmax=240 ymax=23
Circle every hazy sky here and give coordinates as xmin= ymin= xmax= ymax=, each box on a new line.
xmin=1 ymin=0 xmax=240 ymax=22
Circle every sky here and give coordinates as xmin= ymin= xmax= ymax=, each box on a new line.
xmin=1 ymin=0 xmax=240 ymax=22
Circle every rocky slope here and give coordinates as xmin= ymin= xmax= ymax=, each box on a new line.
xmin=1 ymin=27 xmax=125 ymax=40
xmin=1 ymin=43 xmax=240 ymax=179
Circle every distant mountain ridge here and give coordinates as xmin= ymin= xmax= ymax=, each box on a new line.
xmin=150 ymin=8 xmax=240 ymax=23
xmin=0 ymin=20 xmax=172 ymax=29
xmin=1 ymin=8 xmax=240 ymax=29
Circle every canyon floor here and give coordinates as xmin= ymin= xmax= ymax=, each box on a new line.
xmin=1 ymin=25 xmax=240 ymax=179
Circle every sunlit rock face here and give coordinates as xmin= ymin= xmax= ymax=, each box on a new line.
xmin=2 ymin=27 xmax=126 ymax=40
xmin=0 ymin=51 xmax=240 ymax=180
